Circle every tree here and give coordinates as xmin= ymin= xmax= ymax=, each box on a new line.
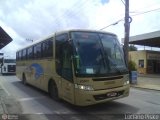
xmin=129 ymin=45 xmax=137 ymax=51
xmin=128 ymin=60 xmax=137 ymax=71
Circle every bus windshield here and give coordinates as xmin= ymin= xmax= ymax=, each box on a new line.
xmin=71 ymin=31 xmax=128 ymax=77
xmin=4 ymin=59 xmax=16 ymax=63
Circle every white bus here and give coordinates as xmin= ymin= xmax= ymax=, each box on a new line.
xmin=1 ymin=59 xmax=16 ymax=75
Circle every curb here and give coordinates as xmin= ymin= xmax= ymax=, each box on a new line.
xmin=131 ymin=85 xmax=160 ymax=91
xmin=138 ymin=75 xmax=160 ymax=78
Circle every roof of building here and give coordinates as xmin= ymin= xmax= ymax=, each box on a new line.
xmin=0 ymin=27 xmax=12 ymax=49
xmin=128 ymin=30 xmax=160 ymax=47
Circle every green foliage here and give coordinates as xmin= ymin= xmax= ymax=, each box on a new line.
xmin=128 ymin=60 xmax=137 ymax=71
xmin=129 ymin=45 xmax=137 ymax=51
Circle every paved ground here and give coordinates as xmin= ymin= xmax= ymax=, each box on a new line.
xmin=0 ymin=75 xmax=30 ymax=120
xmin=0 ymin=75 xmax=160 ymax=120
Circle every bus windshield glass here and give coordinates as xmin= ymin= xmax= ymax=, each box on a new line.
xmin=4 ymin=59 xmax=16 ymax=63
xmin=71 ymin=31 xmax=128 ymax=77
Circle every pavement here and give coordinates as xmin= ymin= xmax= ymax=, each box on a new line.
xmin=0 ymin=74 xmax=159 ymax=120
xmin=131 ymin=74 xmax=160 ymax=91
xmin=0 ymin=75 xmax=28 ymax=120
xmin=0 ymin=86 xmax=8 ymax=114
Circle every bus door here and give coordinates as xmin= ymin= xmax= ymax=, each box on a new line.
xmin=56 ymin=34 xmax=75 ymax=103
xmin=61 ymin=43 xmax=75 ymax=103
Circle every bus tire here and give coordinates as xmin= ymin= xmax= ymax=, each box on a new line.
xmin=22 ymin=73 xmax=27 ymax=85
xmin=49 ymin=80 xmax=59 ymax=101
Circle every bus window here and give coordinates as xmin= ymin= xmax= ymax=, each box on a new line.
xmin=19 ymin=51 xmax=22 ymax=60
xmin=16 ymin=52 xmax=19 ymax=61
xmin=42 ymin=38 xmax=53 ymax=58
xmin=27 ymin=47 xmax=33 ymax=59
xmin=61 ymin=43 xmax=73 ymax=81
xmin=34 ymin=43 xmax=42 ymax=59
xmin=55 ymin=34 xmax=68 ymax=76
xmin=47 ymin=38 xmax=53 ymax=57
xmin=22 ymin=49 xmax=27 ymax=60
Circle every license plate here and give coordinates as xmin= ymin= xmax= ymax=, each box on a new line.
xmin=107 ymin=92 xmax=117 ymax=97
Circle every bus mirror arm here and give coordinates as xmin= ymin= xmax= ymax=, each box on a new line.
xmin=73 ymin=55 xmax=80 ymax=70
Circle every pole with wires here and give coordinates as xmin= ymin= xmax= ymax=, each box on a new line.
xmin=124 ymin=0 xmax=131 ymax=69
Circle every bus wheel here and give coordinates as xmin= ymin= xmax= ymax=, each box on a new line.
xmin=22 ymin=74 xmax=27 ymax=85
xmin=49 ymin=81 xmax=59 ymax=101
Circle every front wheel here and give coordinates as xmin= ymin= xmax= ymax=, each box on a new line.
xmin=49 ymin=81 xmax=59 ymax=101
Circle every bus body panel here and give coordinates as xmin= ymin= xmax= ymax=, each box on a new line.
xmin=61 ymin=78 xmax=75 ymax=104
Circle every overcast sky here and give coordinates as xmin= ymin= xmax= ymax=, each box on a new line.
xmin=0 ymin=0 xmax=160 ymax=58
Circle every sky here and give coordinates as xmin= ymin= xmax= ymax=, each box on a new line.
xmin=0 ymin=0 xmax=160 ymax=58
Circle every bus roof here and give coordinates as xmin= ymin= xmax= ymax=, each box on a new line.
xmin=17 ymin=29 xmax=117 ymax=52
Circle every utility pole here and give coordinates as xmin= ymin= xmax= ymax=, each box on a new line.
xmin=124 ymin=0 xmax=130 ymax=68
xmin=26 ymin=38 xmax=34 ymax=42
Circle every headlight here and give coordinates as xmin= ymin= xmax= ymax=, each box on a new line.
xmin=124 ymin=80 xmax=129 ymax=85
xmin=75 ymin=84 xmax=94 ymax=91
xmin=124 ymin=75 xmax=129 ymax=85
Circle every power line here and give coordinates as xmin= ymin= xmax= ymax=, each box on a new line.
xmin=50 ymin=0 xmax=92 ymax=30
xmin=100 ymin=7 xmax=160 ymax=30
xmin=120 ymin=0 xmax=125 ymax=6
xmin=131 ymin=7 xmax=160 ymax=16
xmin=100 ymin=19 xmax=123 ymax=30
xmin=130 ymin=3 xmax=160 ymax=13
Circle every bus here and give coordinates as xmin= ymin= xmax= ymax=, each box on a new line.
xmin=16 ymin=29 xmax=129 ymax=106
xmin=1 ymin=59 xmax=16 ymax=75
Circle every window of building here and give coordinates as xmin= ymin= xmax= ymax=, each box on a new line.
xmin=139 ymin=59 xmax=144 ymax=68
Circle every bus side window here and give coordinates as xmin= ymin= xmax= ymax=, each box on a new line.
xmin=16 ymin=52 xmax=19 ymax=61
xmin=27 ymin=47 xmax=33 ymax=59
xmin=42 ymin=38 xmax=53 ymax=58
xmin=22 ymin=49 xmax=27 ymax=60
xmin=34 ymin=43 xmax=41 ymax=59
xmin=19 ymin=51 xmax=22 ymax=60
xmin=47 ymin=38 xmax=53 ymax=57
xmin=55 ymin=34 xmax=68 ymax=76
xmin=61 ymin=43 xmax=73 ymax=81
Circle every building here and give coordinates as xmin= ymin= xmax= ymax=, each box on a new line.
xmin=129 ymin=50 xmax=160 ymax=74
xmin=127 ymin=30 xmax=160 ymax=74
xmin=0 ymin=26 xmax=12 ymax=73
xmin=0 ymin=26 xmax=12 ymax=49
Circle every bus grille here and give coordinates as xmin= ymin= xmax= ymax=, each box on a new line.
xmin=8 ymin=65 xmax=16 ymax=72
xmin=93 ymin=90 xmax=124 ymax=101
xmin=92 ymin=76 xmax=123 ymax=81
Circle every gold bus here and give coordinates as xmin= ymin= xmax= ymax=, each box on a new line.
xmin=16 ymin=29 xmax=129 ymax=106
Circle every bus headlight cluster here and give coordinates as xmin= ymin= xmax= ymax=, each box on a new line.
xmin=123 ymin=75 xmax=129 ymax=85
xmin=75 ymin=84 xmax=94 ymax=91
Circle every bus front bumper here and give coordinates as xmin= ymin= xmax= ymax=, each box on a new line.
xmin=74 ymin=85 xmax=130 ymax=106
